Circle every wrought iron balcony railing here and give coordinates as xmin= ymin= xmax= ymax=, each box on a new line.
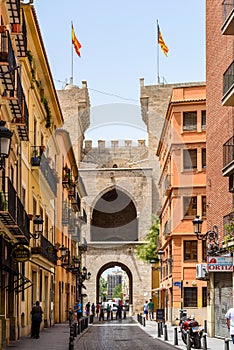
xmin=40 ymin=154 xmax=58 ymax=196
xmin=0 ymin=30 xmax=29 ymax=140
xmin=223 ymin=135 xmax=234 ymax=170
xmin=0 ymin=177 xmax=30 ymax=242
xmin=31 ymin=234 xmax=57 ymax=265
xmin=222 ymin=0 xmax=234 ymax=23
xmin=11 ymin=10 xmax=27 ymax=57
xmin=223 ymin=61 xmax=234 ymax=98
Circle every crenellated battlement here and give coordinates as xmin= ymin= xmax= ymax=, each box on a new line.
xmin=84 ymin=139 xmax=146 ymax=150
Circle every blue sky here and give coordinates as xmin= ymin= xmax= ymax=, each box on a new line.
xmin=33 ymin=0 xmax=205 ymax=141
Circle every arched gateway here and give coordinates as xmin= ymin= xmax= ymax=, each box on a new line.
xmin=96 ymin=262 xmax=133 ymax=304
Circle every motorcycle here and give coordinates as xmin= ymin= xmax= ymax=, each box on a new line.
xmin=179 ymin=315 xmax=203 ymax=349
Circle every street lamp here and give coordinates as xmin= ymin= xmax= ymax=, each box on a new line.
xmin=192 ymin=215 xmax=219 ymax=254
xmin=0 ymin=120 xmax=13 ymax=170
xmin=30 ymin=215 xmax=44 ymax=239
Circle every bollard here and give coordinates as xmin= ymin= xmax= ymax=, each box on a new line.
xmin=204 ymin=320 xmax=207 ymax=334
xmin=69 ymin=325 xmax=74 ymax=350
xmin=224 ymin=338 xmax=230 ymax=350
xmin=174 ymin=327 xmax=178 ymax=345
xmin=202 ymin=333 xmax=207 ymax=350
xmin=157 ymin=322 xmax=161 ymax=338
xmin=186 ymin=331 xmax=191 ymax=350
xmin=160 ymin=322 xmax=164 ymax=335
xmin=143 ymin=317 xmax=146 ymax=327
xmin=164 ymin=324 xmax=168 ymax=341
xmin=73 ymin=323 xmax=77 ymax=337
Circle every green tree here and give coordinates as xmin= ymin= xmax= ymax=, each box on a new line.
xmin=99 ymin=276 xmax=108 ymax=301
xmin=135 ymin=215 xmax=159 ymax=262
xmin=112 ymin=283 xmax=123 ymax=300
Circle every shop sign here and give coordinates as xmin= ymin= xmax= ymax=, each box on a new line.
xmin=12 ymin=244 xmax=31 ymax=262
xmin=207 ymin=256 xmax=233 ymax=272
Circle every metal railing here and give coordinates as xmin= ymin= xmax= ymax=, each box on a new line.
xmin=223 ymin=136 xmax=234 ymax=169
xmin=222 ymin=0 xmax=234 ymax=23
xmin=223 ymin=61 xmax=234 ymax=97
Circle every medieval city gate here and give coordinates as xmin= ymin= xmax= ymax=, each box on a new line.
xmin=79 ymin=144 xmax=157 ymax=313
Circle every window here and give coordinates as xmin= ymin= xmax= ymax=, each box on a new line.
xmin=183 ymin=196 xmax=197 ymax=217
xmin=184 ymin=240 xmax=197 ymax=261
xmin=202 ymin=148 xmax=206 ymax=169
xmin=183 ymin=149 xmax=197 ymax=170
xmin=183 ymin=112 xmax=197 ymax=131
xmin=202 ymin=287 xmax=207 ymax=307
xmin=184 ymin=287 xmax=197 ymax=307
xmin=202 ymin=196 xmax=206 ymax=217
xmin=201 ymin=110 xmax=206 ymax=130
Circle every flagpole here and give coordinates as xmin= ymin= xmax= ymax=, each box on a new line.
xmin=157 ymin=20 xmax=160 ymax=84
xmin=71 ymin=21 xmax=74 ymax=84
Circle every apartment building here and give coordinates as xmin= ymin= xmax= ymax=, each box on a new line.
xmin=156 ymin=84 xmax=207 ymax=325
xmin=206 ymin=0 xmax=234 ymax=338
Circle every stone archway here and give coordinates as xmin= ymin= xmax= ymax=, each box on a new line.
xmin=96 ymin=261 xmax=133 ymax=304
xmin=90 ymin=186 xmax=138 ymax=242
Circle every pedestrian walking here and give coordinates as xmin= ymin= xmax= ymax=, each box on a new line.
xmin=74 ymin=299 xmax=82 ymax=321
xmin=143 ymin=300 xmax=149 ymax=320
xmin=99 ymin=304 xmax=105 ymax=321
xmin=91 ymin=302 xmax=95 ymax=315
xmin=106 ymin=303 xmax=111 ymax=320
xmin=148 ymin=298 xmax=154 ymax=320
xmin=96 ymin=303 xmax=100 ymax=317
xmin=31 ymin=301 xmax=43 ymax=339
xmin=225 ymin=307 xmax=234 ymax=343
xmin=85 ymin=301 xmax=91 ymax=315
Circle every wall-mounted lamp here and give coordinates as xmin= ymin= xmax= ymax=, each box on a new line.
xmin=29 ymin=215 xmax=44 ymax=239
xmin=0 ymin=121 xmax=13 ymax=170
xmin=192 ymin=215 xmax=219 ymax=254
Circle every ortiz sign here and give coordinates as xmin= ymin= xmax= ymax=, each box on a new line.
xmin=207 ymin=256 xmax=233 ymax=272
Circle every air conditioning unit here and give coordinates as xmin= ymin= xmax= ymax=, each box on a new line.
xmin=196 ymin=264 xmax=208 ymax=280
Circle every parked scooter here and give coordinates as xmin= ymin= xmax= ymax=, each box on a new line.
xmin=179 ymin=314 xmax=203 ymax=349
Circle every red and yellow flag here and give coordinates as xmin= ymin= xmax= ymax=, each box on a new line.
xmin=72 ymin=24 xmax=82 ymax=57
xmin=157 ymin=24 xmax=169 ymax=57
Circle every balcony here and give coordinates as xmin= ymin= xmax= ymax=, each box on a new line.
xmin=222 ymin=136 xmax=234 ymax=176
xmin=223 ymin=211 xmax=234 ymax=247
xmin=222 ymin=0 xmax=234 ymax=35
xmin=31 ymin=234 xmax=57 ymax=265
xmin=68 ymin=186 xmax=81 ymax=212
xmin=222 ymin=61 xmax=234 ymax=106
xmin=40 ymin=154 xmax=59 ymax=196
xmin=0 ymin=31 xmax=29 ymax=140
xmin=6 ymin=0 xmax=21 ymax=24
xmin=0 ymin=177 xmax=30 ymax=242
xmin=11 ymin=11 xmax=27 ymax=57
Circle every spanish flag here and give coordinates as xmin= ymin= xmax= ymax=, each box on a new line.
xmin=157 ymin=23 xmax=169 ymax=57
xmin=72 ymin=24 xmax=82 ymax=57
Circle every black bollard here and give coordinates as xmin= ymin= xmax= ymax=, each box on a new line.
xmin=157 ymin=322 xmax=161 ymax=338
xmin=143 ymin=317 xmax=146 ymax=327
xmin=187 ymin=331 xmax=191 ymax=350
xmin=225 ymin=338 xmax=230 ymax=350
xmin=160 ymin=322 xmax=164 ymax=335
xmin=202 ymin=333 xmax=207 ymax=350
xmin=69 ymin=325 xmax=74 ymax=350
xmin=204 ymin=320 xmax=207 ymax=334
xmin=164 ymin=324 xmax=168 ymax=341
xmin=73 ymin=323 xmax=77 ymax=337
xmin=174 ymin=327 xmax=178 ymax=345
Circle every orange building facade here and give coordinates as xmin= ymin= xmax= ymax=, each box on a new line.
xmin=156 ymin=84 xmax=207 ymax=325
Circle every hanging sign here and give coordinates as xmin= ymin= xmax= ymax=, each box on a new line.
xmin=12 ymin=244 xmax=31 ymax=262
xmin=207 ymin=256 xmax=233 ymax=272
